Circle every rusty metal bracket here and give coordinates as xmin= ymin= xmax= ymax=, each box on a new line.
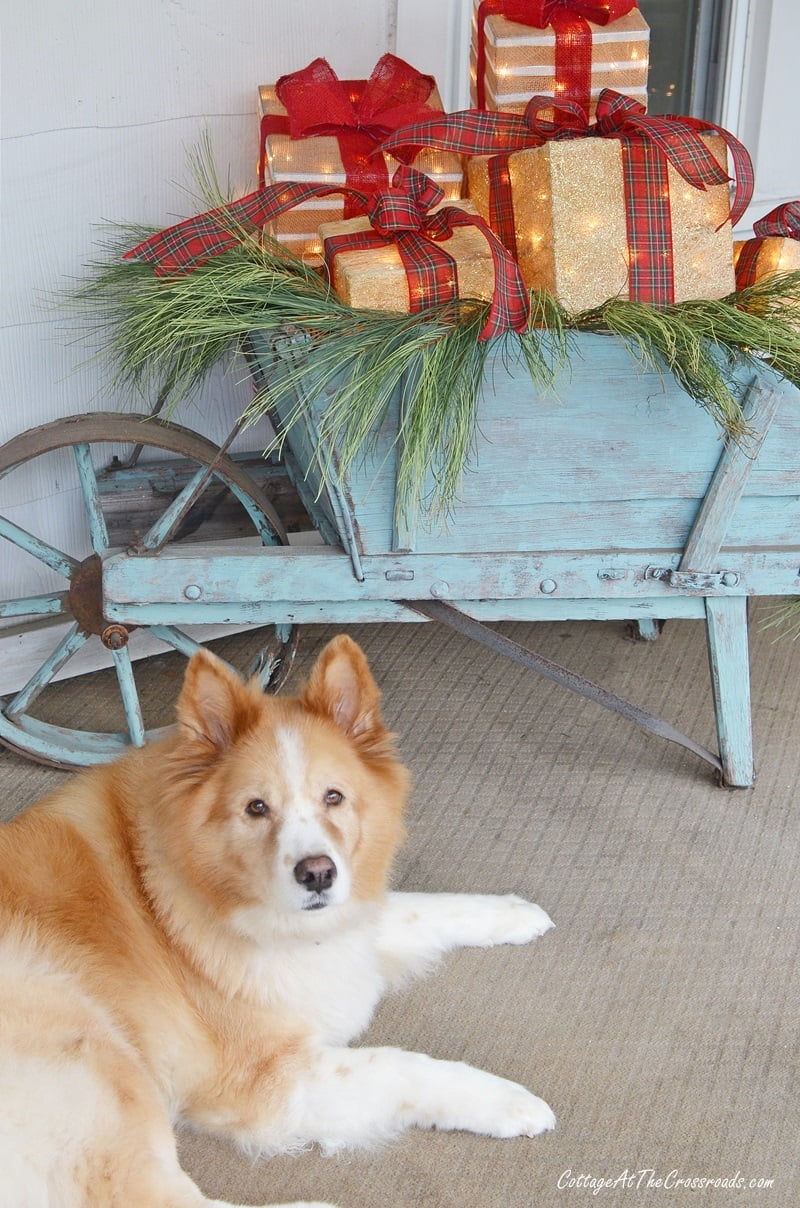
xmin=645 ymin=566 xmax=741 ymax=591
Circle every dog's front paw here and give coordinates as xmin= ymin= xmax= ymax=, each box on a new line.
xmin=291 ymin=1202 xmax=342 ymax=1208
xmin=254 ymin=1201 xmax=342 ymax=1208
xmin=488 ymin=1081 xmax=557 ymax=1139
xmin=461 ymin=894 xmax=554 ymax=948
xmin=447 ymin=1069 xmax=556 ymax=1139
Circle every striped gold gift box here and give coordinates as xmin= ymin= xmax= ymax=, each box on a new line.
xmin=259 ymin=84 xmax=464 ymax=265
xmin=469 ymin=3 xmax=649 ymax=119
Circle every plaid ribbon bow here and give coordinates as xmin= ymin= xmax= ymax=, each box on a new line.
xmin=122 ymin=167 xmax=529 ymax=340
xmin=323 ymin=166 xmax=530 ymax=340
xmin=123 ymin=182 xmax=369 ymax=277
xmin=474 ymin=0 xmax=638 ymax=110
xmin=258 ymin=54 xmax=442 ymax=216
xmin=382 ymin=89 xmax=754 ymax=306
xmin=588 ymin=90 xmax=753 ymax=304
xmin=735 ymin=201 xmax=800 ymax=288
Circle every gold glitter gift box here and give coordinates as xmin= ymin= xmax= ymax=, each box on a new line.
xmin=734 ymin=236 xmax=800 ymax=285
xmin=466 ymin=135 xmax=736 ymax=312
xmin=469 ymin=1 xmax=650 ymax=118
xmin=258 ymin=83 xmax=463 ymax=264
xmin=318 ymin=201 xmax=497 ymax=313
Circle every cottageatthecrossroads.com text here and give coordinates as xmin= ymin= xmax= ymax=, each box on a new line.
xmin=556 ymin=1169 xmax=775 ymax=1195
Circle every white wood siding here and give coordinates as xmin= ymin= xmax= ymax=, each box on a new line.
xmin=3 ymin=1 xmax=400 ymax=446
xmin=727 ymin=0 xmax=800 ymax=230
xmin=1 ymin=0 xmax=401 ymax=689
xmin=1 ymin=0 xmax=798 ymax=690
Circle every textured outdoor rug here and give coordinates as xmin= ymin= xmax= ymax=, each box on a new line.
xmin=2 ymin=611 xmax=797 ymax=1206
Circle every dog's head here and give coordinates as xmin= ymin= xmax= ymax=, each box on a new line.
xmin=158 ymin=636 xmax=408 ymax=932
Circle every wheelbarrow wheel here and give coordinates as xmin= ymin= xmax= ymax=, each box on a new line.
xmin=0 ymin=412 xmax=299 ymax=768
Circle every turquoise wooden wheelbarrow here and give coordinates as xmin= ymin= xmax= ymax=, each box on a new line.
xmin=0 ymin=332 xmax=797 ymax=784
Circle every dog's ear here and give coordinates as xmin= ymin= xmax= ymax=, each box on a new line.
xmin=176 ymin=649 xmax=260 ymax=752
xmin=301 ymin=635 xmax=389 ymax=753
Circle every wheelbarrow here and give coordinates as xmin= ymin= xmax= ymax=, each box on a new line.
xmin=1 ymin=332 xmax=796 ymax=785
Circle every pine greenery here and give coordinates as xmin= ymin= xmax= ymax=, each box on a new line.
xmin=71 ymin=222 xmax=800 ymax=525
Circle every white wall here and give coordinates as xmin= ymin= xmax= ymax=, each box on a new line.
xmin=1 ymin=0 xmax=799 ymax=689
xmin=1 ymin=0 xmax=400 ymax=448
xmin=0 ymin=0 xmax=404 ymax=688
xmin=730 ymin=0 xmax=800 ymax=231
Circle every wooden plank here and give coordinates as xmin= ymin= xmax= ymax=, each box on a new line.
xmin=273 ymin=333 xmax=798 ymax=558
xmin=338 ymin=496 xmax=800 ymax=556
xmin=705 ymin=596 xmax=754 ymax=787
xmin=96 ymin=594 xmax=710 ymax=631
xmin=102 ymin=545 xmax=800 ymax=613
xmin=679 ymin=377 xmax=788 ymax=571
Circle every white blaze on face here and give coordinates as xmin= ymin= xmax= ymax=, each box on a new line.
xmin=272 ymin=725 xmax=352 ymax=912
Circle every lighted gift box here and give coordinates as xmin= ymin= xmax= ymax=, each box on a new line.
xmin=258 ymin=82 xmax=463 ymax=264
xmin=319 ymin=200 xmax=497 ymax=313
xmin=734 ymin=203 xmax=800 ymax=291
xmin=735 ymin=237 xmax=800 ymax=283
xmin=467 ymin=134 xmax=736 ymax=312
xmin=470 ymin=1 xmax=650 ymax=118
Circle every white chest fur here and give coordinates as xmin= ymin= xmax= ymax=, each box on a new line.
xmin=236 ymin=909 xmax=387 ymax=1045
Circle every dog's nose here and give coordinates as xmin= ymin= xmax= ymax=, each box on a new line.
xmin=294 ymin=855 xmax=337 ymax=893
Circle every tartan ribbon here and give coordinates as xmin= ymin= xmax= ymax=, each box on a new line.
xmin=122 ymin=167 xmax=529 ymax=340
xmin=258 ymin=54 xmax=442 ymax=217
xmin=752 ymin=201 xmax=800 ymax=239
xmin=382 ymin=89 xmax=754 ymax=305
xmin=123 ymin=182 xmax=369 ymax=277
xmin=735 ymin=201 xmax=800 ymax=287
xmin=473 ymin=0 xmax=638 ymax=110
xmin=323 ymin=166 xmax=530 ymax=340
xmin=381 ymin=101 xmax=573 ymax=254
xmin=590 ymin=90 xmax=752 ymax=304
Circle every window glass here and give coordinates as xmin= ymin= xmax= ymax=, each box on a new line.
xmin=638 ymin=0 xmax=730 ymax=119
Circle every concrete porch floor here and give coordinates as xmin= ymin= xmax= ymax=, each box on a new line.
xmin=1 ymin=611 xmax=798 ymax=1207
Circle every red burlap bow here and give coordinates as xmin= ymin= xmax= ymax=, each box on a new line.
xmin=474 ymin=0 xmax=639 ymax=110
xmin=322 ymin=165 xmax=530 ymax=339
xmin=382 ymin=89 xmax=754 ymax=306
xmin=258 ymin=54 xmax=443 ymax=217
xmin=122 ymin=167 xmax=529 ymax=341
xmin=735 ymin=201 xmax=800 ymax=288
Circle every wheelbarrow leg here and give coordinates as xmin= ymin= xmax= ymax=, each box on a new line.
xmin=705 ymin=595 xmax=754 ymax=787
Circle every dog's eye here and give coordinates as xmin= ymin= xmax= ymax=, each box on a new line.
xmin=324 ymin=789 xmax=344 ymax=807
xmin=244 ymin=799 xmax=269 ymax=818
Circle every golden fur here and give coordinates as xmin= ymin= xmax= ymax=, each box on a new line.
xmin=0 ymin=635 xmax=554 ymax=1208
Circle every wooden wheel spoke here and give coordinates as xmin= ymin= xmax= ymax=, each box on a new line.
xmin=0 ymin=591 xmax=69 ymax=620
xmin=140 ymin=466 xmax=213 ymax=550
xmin=147 ymin=624 xmax=206 ymax=658
xmin=73 ymin=443 xmax=110 ymax=553
xmin=5 ymin=624 xmax=88 ymax=718
xmin=147 ymin=624 xmax=238 ymax=675
xmin=0 ymin=514 xmax=78 ymax=578
xmin=110 ymin=646 xmax=146 ymax=747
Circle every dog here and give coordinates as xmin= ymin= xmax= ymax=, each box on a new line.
xmin=0 ymin=635 xmax=555 ymax=1208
